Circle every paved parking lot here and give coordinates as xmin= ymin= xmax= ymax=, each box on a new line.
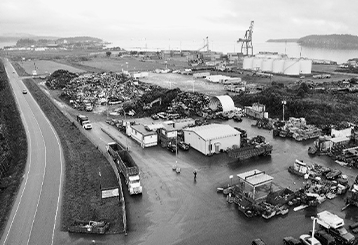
xmin=58 ymin=114 xmax=358 ymax=245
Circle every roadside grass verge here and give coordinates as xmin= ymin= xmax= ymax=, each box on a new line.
xmin=11 ymin=62 xmax=30 ymax=76
xmin=23 ymin=78 xmax=124 ymax=233
xmin=0 ymin=60 xmax=28 ymax=238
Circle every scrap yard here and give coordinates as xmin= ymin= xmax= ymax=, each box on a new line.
xmin=3 ymin=31 xmax=358 ymax=245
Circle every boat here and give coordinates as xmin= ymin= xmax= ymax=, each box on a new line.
xmin=288 ymin=159 xmax=308 ymax=176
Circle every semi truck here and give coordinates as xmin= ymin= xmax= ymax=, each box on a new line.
xmin=77 ymin=114 xmax=92 ymax=130
xmin=107 ymin=142 xmax=142 ymax=195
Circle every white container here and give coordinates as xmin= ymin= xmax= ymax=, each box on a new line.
xmin=272 ymin=59 xmax=285 ymax=74
xmin=283 ymin=59 xmax=300 ymax=76
xmin=299 ymin=59 xmax=312 ymax=75
xmin=243 ymin=57 xmax=254 ymax=70
xmin=252 ymin=58 xmax=263 ymax=71
xmin=261 ymin=59 xmax=273 ymax=72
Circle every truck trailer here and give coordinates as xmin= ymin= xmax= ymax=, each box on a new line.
xmin=107 ymin=142 xmax=142 ymax=195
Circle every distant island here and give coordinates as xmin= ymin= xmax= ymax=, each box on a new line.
xmin=2 ymin=35 xmax=106 ymax=50
xmin=298 ymin=34 xmax=358 ymax=49
xmin=267 ymin=34 xmax=358 ymax=49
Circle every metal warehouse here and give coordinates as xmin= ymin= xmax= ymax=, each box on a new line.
xmin=183 ymin=124 xmax=241 ymax=155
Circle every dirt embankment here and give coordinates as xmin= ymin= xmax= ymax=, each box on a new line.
xmin=0 ymin=60 xmax=28 ymax=238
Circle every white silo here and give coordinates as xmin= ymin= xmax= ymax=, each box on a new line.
xmin=252 ymin=57 xmax=263 ymax=71
xmin=243 ymin=57 xmax=254 ymax=70
xmin=272 ymin=59 xmax=285 ymax=74
xmin=283 ymin=59 xmax=300 ymax=76
xmin=299 ymin=59 xmax=312 ymax=75
xmin=261 ymin=59 xmax=273 ymax=72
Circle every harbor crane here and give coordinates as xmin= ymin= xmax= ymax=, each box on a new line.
xmin=237 ymin=21 xmax=254 ymax=56
xmin=198 ymin=36 xmax=210 ymax=52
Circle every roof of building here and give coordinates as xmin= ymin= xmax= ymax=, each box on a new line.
xmin=131 ymin=124 xmax=157 ymax=136
xmin=237 ymin=169 xmax=273 ymax=186
xmin=183 ymin=123 xmax=239 ymax=141
xmin=330 ymin=136 xmax=350 ymax=143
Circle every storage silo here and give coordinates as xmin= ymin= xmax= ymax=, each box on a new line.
xmin=299 ymin=59 xmax=312 ymax=75
xmin=272 ymin=59 xmax=285 ymax=74
xmin=261 ymin=59 xmax=273 ymax=72
xmin=243 ymin=57 xmax=254 ymax=70
xmin=252 ymin=57 xmax=263 ymax=71
xmin=283 ymin=59 xmax=300 ymax=76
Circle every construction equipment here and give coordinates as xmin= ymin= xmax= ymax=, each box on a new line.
xmin=237 ymin=21 xmax=254 ymax=56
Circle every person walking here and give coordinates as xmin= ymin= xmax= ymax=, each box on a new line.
xmin=193 ymin=169 xmax=197 ymax=180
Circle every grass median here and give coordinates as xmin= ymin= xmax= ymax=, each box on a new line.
xmin=23 ymin=78 xmax=124 ymax=233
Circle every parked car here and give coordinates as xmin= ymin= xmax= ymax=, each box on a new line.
xmin=283 ymin=236 xmax=302 ymax=245
xmin=167 ymin=142 xmax=177 ymax=153
xmin=326 ymin=169 xmax=342 ymax=180
xmin=22 ymin=89 xmax=27 ymax=94
xmin=177 ymin=141 xmax=190 ymax=151
xmin=252 ymin=238 xmax=266 ymax=245
xmin=151 ymin=114 xmax=159 ymax=120
xmin=299 ymin=234 xmax=321 ymax=245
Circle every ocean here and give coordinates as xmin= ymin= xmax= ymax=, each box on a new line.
xmin=2 ymin=39 xmax=358 ymax=64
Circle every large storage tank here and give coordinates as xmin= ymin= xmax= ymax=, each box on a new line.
xmin=261 ymin=59 xmax=273 ymax=72
xmin=243 ymin=57 xmax=254 ymax=70
xmin=299 ymin=59 xmax=312 ymax=75
xmin=252 ymin=57 xmax=263 ymax=71
xmin=272 ymin=59 xmax=285 ymax=74
xmin=283 ymin=59 xmax=300 ymax=76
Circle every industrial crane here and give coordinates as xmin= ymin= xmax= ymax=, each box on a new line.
xmin=237 ymin=21 xmax=254 ymax=56
xmin=198 ymin=36 xmax=210 ymax=52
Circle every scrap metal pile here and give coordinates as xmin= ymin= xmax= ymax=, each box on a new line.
xmin=273 ymin=117 xmax=321 ymax=141
xmin=46 ymin=71 xmax=144 ymax=111
xmin=288 ymin=160 xmax=350 ymax=200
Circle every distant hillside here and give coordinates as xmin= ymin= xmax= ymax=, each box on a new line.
xmin=56 ymin=36 xmax=103 ymax=43
xmin=298 ymin=34 xmax=358 ymax=49
xmin=266 ymin=38 xmax=299 ymax=43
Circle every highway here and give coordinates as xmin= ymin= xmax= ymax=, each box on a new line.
xmin=0 ymin=59 xmax=63 ymax=245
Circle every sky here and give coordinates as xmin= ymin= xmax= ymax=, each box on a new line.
xmin=0 ymin=0 xmax=357 ymax=46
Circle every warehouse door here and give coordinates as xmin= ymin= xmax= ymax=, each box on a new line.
xmin=214 ymin=142 xmax=221 ymax=154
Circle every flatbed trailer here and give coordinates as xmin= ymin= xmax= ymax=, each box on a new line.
xmin=227 ymin=143 xmax=273 ymax=161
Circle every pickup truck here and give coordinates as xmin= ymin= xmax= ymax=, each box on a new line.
xmin=107 ymin=142 xmax=142 ymax=195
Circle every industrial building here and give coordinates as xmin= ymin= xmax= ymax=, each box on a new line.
xmin=183 ymin=124 xmax=241 ymax=155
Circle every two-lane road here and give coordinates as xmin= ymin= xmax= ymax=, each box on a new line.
xmin=0 ymin=59 xmax=63 ymax=245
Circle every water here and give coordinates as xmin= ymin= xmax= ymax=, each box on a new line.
xmin=2 ymin=39 xmax=358 ymax=64
xmin=106 ymin=39 xmax=358 ymax=64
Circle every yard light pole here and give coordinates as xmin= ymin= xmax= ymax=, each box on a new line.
xmin=311 ymin=217 xmax=317 ymax=245
xmin=282 ymin=100 xmax=286 ymax=121
xmin=123 ymin=108 xmax=128 ymax=151
xmin=126 ymin=62 xmax=128 ymax=71
xmin=229 ymin=175 xmax=233 ymax=187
